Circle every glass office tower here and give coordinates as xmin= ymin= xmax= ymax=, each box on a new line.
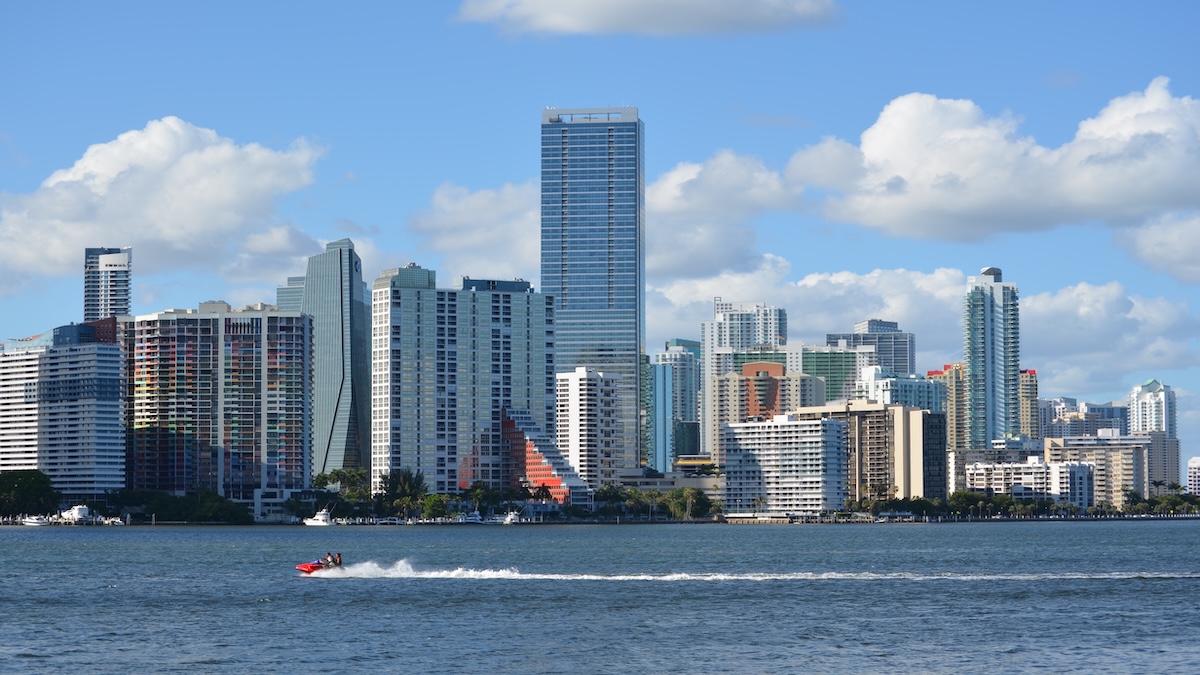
xmin=277 ymin=239 xmax=370 ymax=477
xmin=541 ymin=107 xmax=645 ymax=472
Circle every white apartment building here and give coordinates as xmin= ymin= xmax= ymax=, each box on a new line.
xmin=965 ymin=456 xmax=1094 ymax=508
xmin=0 ymin=326 xmax=125 ymax=500
xmin=1188 ymin=457 xmax=1200 ymax=496
xmin=556 ymin=367 xmax=623 ymax=488
xmin=722 ymin=414 xmax=847 ymax=516
xmin=855 ymin=365 xmax=946 ymax=413
xmin=371 ymin=268 xmax=556 ymax=495
xmin=706 ymin=362 xmax=825 ymax=468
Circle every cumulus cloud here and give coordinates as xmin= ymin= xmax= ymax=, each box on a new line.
xmin=1117 ymin=212 xmax=1200 ymax=283
xmin=0 ymin=116 xmax=321 ymax=294
xmin=1021 ymin=282 xmax=1200 ymax=396
xmin=407 ymin=181 xmax=540 ymax=283
xmin=790 ymin=77 xmax=1200 ymax=241
xmin=458 ymin=0 xmax=840 ymax=35
xmin=647 ymin=150 xmax=798 ymax=279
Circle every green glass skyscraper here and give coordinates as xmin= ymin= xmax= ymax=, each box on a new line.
xmin=541 ymin=107 xmax=645 ymax=475
xmin=278 ymin=239 xmax=370 ymax=476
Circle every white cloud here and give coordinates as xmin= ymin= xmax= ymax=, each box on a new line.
xmin=0 ymin=116 xmax=321 ymax=294
xmin=647 ymin=150 xmax=798 ymax=279
xmin=1021 ymin=282 xmax=1200 ymax=397
xmin=407 ymin=181 xmax=540 ymax=283
xmin=1118 ymin=212 xmax=1200 ymax=283
xmin=458 ymin=0 xmax=840 ymax=35
xmin=793 ymin=77 xmax=1200 ymax=241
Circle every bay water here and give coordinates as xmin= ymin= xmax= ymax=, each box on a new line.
xmin=4 ymin=520 xmax=1200 ymax=673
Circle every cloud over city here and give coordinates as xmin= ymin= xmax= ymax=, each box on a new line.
xmin=458 ymin=0 xmax=840 ymax=35
xmin=0 ymin=116 xmax=321 ymax=294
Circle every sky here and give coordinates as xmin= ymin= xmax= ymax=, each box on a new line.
xmin=2 ymin=1 xmax=1198 ymax=476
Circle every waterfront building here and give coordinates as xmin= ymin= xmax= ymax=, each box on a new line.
xmin=1044 ymin=430 xmax=1148 ymax=510
xmin=121 ymin=302 xmax=312 ymax=518
xmin=1189 ymin=457 xmax=1200 ymax=495
xmin=855 ymin=365 xmax=945 ymax=413
xmin=964 ymin=456 xmax=1094 ymax=509
xmin=947 ymin=442 xmax=1042 ymax=495
xmin=826 ymin=319 xmax=916 ymax=376
xmin=1045 ymin=411 xmax=1125 ymax=439
xmin=722 ymin=414 xmax=847 ymax=516
xmin=541 ymin=106 xmax=645 ymax=475
xmin=555 ymin=366 xmax=624 ymax=488
xmin=277 ymin=239 xmax=371 ymax=476
xmin=706 ymin=362 xmax=825 ymax=467
xmin=0 ymin=324 xmax=125 ymax=501
xmin=370 ymin=268 xmax=557 ymax=495
xmin=928 ymin=363 xmax=968 ymax=454
xmin=502 ymin=409 xmax=592 ymax=508
xmin=790 ymin=400 xmax=948 ymax=502
xmin=700 ymin=299 xmax=787 ymax=457
xmin=964 ymin=267 xmax=1020 ymax=449
xmin=84 ymin=246 xmax=132 ymax=322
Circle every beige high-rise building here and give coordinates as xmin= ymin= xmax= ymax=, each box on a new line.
xmin=1044 ymin=430 xmax=1148 ymax=510
xmin=789 ymin=400 xmax=947 ymax=503
xmin=928 ymin=363 xmax=967 ymax=453
xmin=1019 ymin=369 xmax=1039 ymax=439
xmin=706 ymin=361 xmax=824 ymax=467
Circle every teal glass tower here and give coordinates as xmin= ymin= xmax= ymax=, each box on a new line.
xmin=278 ymin=239 xmax=371 ymax=476
xmin=541 ymin=107 xmax=645 ymax=472
xmin=964 ymin=267 xmax=1020 ymax=449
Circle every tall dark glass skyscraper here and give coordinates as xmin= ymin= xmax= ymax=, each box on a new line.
xmin=541 ymin=107 xmax=645 ymax=474
xmin=277 ymin=239 xmax=370 ymax=476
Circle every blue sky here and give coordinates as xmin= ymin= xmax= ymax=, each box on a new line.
xmin=2 ymin=1 xmax=1198 ymax=470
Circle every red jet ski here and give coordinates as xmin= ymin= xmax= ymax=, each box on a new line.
xmin=296 ymin=561 xmax=327 ymax=574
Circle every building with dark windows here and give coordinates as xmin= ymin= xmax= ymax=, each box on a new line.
xmin=826 ymin=319 xmax=916 ymax=376
xmin=541 ymin=107 xmax=645 ymax=474
xmin=277 ymin=239 xmax=371 ymax=476
xmin=84 ymin=246 xmax=132 ymax=322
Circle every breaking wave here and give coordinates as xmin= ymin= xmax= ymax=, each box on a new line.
xmin=303 ymin=561 xmax=1200 ymax=582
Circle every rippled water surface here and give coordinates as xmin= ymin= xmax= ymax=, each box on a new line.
xmin=4 ymin=520 xmax=1200 ymax=673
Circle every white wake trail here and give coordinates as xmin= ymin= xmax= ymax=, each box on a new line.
xmin=302 ymin=560 xmax=1200 ymax=582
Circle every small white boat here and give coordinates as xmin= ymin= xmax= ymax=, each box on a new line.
xmin=461 ymin=511 xmax=485 ymax=524
xmin=21 ymin=515 xmax=50 ymax=526
xmin=303 ymin=509 xmax=334 ymax=526
xmin=502 ymin=512 xmax=521 ymax=525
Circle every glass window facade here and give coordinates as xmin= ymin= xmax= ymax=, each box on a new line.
xmin=540 ymin=107 xmax=645 ymax=470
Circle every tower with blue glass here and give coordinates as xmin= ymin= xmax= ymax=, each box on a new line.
xmin=277 ymin=239 xmax=371 ymax=477
xmin=541 ymin=107 xmax=645 ymax=475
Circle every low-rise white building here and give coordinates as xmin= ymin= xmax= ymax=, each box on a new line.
xmin=965 ymin=456 xmax=1094 ymax=508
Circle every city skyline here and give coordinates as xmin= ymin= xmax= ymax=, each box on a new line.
xmin=0 ymin=2 xmax=1196 ymax=467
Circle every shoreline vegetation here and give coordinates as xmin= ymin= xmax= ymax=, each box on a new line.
xmin=5 ymin=467 xmax=1198 ymax=527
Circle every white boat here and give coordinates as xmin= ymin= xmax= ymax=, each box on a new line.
xmin=303 ymin=509 xmax=334 ymax=526
xmin=461 ymin=511 xmax=485 ymax=524
xmin=502 ymin=512 xmax=521 ymax=525
xmin=21 ymin=515 xmax=50 ymax=526
xmin=60 ymin=505 xmax=91 ymax=523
